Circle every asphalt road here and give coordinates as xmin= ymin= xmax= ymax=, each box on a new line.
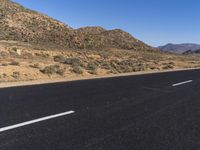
xmin=0 ymin=69 xmax=200 ymax=150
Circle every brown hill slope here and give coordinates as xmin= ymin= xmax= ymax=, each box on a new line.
xmin=0 ymin=0 xmax=154 ymax=50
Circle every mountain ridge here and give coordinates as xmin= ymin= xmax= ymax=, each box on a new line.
xmin=159 ymin=43 xmax=200 ymax=54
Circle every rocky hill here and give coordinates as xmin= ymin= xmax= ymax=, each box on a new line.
xmin=0 ymin=0 xmax=153 ymax=50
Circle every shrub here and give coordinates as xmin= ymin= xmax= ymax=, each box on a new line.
xmin=40 ymin=65 xmax=65 ymax=75
xmin=12 ymin=47 xmax=18 ymax=51
xmin=162 ymin=64 xmax=174 ymax=70
xmin=22 ymin=52 xmax=33 ymax=58
xmin=10 ymin=60 xmax=20 ymax=66
xmin=64 ymin=57 xmax=83 ymax=67
xmin=12 ymin=71 xmax=20 ymax=79
xmin=56 ymin=68 xmax=65 ymax=76
xmin=53 ymin=55 xmax=66 ymax=63
xmin=0 ymin=51 xmax=9 ymax=57
xmin=101 ymin=62 xmax=112 ymax=70
xmin=35 ymin=53 xmax=50 ymax=58
xmin=87 ymin=62 xmax=98 ymax=70
xmin=1 ymin=63 xmax=8 ymax=66
xmin=2 ymin=73 xmax=7 ymax=78
xmin=169 ymin=62 xmax=175 ymax=66
xmin=30 ymin=63 xmax=40 ymax=69
xmin=88 ymin=70 xmax=97 ymax=75
xmin=149 ymin=66 xmax=157 ymax=70
xmin=72 ymin=66 xmax=83 ymax=74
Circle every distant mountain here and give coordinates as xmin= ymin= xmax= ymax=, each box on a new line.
xmin=158 ymin=43 xmax=200 ymax=54
xmin=0 ymin=0 xmax=154 ymax=51
xmin=183 ymin=49 xmax=200 ymax=55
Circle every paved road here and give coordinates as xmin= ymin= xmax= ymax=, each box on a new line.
xmin=0 ymin=69 xmax=200 ymax=150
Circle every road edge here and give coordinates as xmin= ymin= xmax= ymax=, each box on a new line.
xmin=0 ymin=67 xmax=199 ymax=88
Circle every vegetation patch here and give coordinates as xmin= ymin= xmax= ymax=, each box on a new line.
xmin=10 ymin=60 xmax=20 ymax=66
xmin=12 ymin=71 xmax=20 ymax=79
xmin=40 ymin=65 xmax=65 ymax=75
xmin=53 ymin=55 xmax=66 ymax=63
xmin=86 ymin=62 xmax=98 ymax=71
xmin=63 ymin=57 xmax=84 ymax=69
xmin=72 ymin=66 xmax=83 ymax=74
xmin=162 ymin=64 xmax=174 ymax=70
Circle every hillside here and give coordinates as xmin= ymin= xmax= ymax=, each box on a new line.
xmin=0 ymin=0 xmax=153 ymax=51
xmin=159 ymin=43 xmax=200 ymax=54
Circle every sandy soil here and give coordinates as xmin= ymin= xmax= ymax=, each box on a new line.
xmin=0 ymin=40 xmax=200 ymax=88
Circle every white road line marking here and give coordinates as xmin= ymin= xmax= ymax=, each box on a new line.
xmin=172 ymin=80 xmax=193 ymax=87
xmin=0 ymin=110 xmax=75 ymax=133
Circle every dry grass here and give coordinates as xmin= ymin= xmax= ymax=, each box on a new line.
xmin=0 ymin=40 xmax=200 ymax=82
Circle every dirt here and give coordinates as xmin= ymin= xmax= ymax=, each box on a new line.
xmin=0 ymin=40 xmax=200 ymax=84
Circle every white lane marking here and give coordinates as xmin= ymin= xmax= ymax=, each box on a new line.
xmin=0 ymin=110 xmax=75 ymax=133
xmin=172 ymin=80 xmax=193 ymax=87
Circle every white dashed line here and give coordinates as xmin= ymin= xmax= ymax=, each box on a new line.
xmin=0 ymin=110 xmax=75 ymax=133
xmin=172 ymin=80 xmax=193 ymax=87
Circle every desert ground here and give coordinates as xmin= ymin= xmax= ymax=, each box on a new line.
xmin=0 ymin=40 xmax=200 ymax=84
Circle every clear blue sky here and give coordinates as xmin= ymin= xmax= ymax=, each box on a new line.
xmin=13 ymin=0 xmax=200 ymax=46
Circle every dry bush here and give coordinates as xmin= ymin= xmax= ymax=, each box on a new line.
xmin=10 ymin=60 xmax=20 ymax=66
xmin=40 ymin=65 xmax=65 ymax=75
xmin=72 ymin=66 xmax=83 ymax=74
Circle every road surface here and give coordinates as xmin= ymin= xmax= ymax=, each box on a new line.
xmin=0 ymin=69 xmax=200 ymax=150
